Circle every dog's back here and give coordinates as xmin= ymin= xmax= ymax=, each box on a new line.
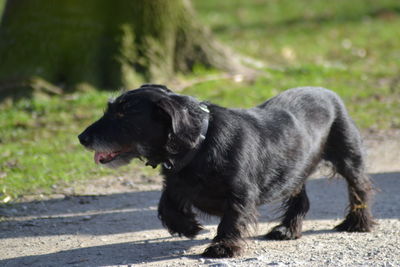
xmin=258 ymin=87 xmax=343 ymax=129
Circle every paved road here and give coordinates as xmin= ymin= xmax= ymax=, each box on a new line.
xmin=1 ymin=171 xmax=399 ymax=267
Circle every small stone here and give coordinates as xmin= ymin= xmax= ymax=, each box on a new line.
xmin=208 ymin=261 xmax=231 ymax=267
xmin=172 ymin=249 xmax=185 ymax=255
xmin=257 ymin=255 xmax=266 ymax=261
xmin=82 ymin=215 xmax=92 ymax=221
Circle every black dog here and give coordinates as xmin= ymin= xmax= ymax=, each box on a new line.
xmin=78 ymin=84 xmax=374 ymax=258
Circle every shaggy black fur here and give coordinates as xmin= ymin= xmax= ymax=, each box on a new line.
xmin=78 ymin=84 xmax=375 ymax=258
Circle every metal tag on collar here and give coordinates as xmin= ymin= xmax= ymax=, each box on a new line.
xmin=163 ymin=161 xmax=173 ymax=170
xmin=199 ymin=104 xmax=209 ymax=113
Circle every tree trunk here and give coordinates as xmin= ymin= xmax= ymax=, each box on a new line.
xmin=0 ymin=0 xmax=245 ymax=99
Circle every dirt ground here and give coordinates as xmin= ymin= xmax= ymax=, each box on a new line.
xmin=1 ymin=130 xmax=400 ymax=267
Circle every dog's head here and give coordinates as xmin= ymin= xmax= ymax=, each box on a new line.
xmin=78 ymin=84 xmax=209 ymax=168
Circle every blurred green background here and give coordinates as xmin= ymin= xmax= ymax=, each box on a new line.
xmin=0 ymin=0 xmax=399 ymax=202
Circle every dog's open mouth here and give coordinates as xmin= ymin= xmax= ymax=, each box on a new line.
xmin=94 ymin=147 xmax=136 ymax=164
xmin=94 ymin=151 xmax=123 ymax=164
xmin=89 ymin=144 xmax=138 ymax=166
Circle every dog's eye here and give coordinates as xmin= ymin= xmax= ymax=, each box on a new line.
xmin=122 ymin=103 xmax=142 ymax=114
xmin=122 ymin=104 xmax=131 ymax=112
xmin=115 ymin=106 xmax=140 ymax=117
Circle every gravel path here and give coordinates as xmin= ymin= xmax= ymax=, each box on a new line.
xmin=0 ymin=131 xmax=399 ymax=267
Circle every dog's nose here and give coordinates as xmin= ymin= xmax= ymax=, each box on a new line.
xmin=78 ymin=132 xmax=92 ymax=147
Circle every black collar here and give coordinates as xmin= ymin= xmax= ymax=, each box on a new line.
xmin=162 ymin=103 xmax=210 ymax=172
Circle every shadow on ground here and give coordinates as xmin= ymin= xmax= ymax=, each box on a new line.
xmin=1 ymin=237 xmax=208 ymax=266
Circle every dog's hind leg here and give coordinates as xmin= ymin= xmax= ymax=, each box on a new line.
xmin=324 ymin=116 xmax=375 ymax=232
xmin=334 ymin=159 xmax=375 ymax=232
xmin=265 ymin=184 xmax=310 ymax=240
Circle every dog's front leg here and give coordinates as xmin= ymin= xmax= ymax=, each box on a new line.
xmin=202 ymin=199 xmax=256 ymax=258
xmin=158 ymin=189 xmax=203 ymax=238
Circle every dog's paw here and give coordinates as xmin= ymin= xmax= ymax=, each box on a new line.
xmin=265 ymin=225 xmax=301 ymax=240
xmin=178 ymin=222 xmax=204 ymax=239
xmin=334 ymin=211 xmax=375 ymax=232
xmin=202 ymin=242 xmax=242 ymax=258
xmin=165 ymin=219 xmax=204 ymax=239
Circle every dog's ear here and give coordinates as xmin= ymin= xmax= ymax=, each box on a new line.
xmin=157 ymin=97 xmax=200 ymax=154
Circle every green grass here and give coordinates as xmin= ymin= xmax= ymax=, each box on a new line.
xmin=1 ymin=0 xmax=400 ymax=201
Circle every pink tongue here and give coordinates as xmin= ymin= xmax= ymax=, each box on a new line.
xmin=94 ymin=151 xmax=121 ymax=164
xmin=94 ymin=152 xmax=107 ymax=164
